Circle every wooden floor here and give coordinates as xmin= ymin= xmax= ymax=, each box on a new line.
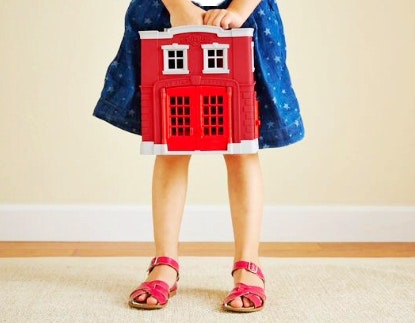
xmin=0 ymin=242 xmax=414 ymax=257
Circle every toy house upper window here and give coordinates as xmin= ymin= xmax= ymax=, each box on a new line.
xmin=162 ymin=44 xmax=190 ymax=75
xmin=202 ymin=43 xmax=230 ymax=74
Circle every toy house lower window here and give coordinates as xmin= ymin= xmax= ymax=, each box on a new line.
xmin=169 ymin=96 xmax=191 ymax=136
xmin=202 ymin=43 xmax=230 ymax=74
xmin=162 ymin=44 xmax=190 ymax=75
xmin=202 ymin=96 xmax=225 ymax=136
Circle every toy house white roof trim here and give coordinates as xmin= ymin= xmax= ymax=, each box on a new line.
xmin=139 ymin=25 xmax=254 ymax=39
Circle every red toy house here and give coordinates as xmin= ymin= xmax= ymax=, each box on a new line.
xmin=139 ymin=26 xmax=259 ymax=155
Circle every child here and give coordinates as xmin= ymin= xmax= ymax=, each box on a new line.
xmin=93 ymin=0 xmax=304 ymax=313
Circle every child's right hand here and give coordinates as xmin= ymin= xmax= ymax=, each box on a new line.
xmin=162 ymin=0 xmax=206 ymax=27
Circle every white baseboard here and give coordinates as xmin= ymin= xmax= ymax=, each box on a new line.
xmin=0 ymin=205 xmax=414 ymax=242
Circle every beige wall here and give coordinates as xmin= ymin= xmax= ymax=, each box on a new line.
xmin=0 ymin=0 xmax=414 ymax=205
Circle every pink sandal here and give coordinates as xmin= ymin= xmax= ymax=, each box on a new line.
xmin=222 ymin=261 xmax=266 ymax=313
xmin=128 ymin=256 xmax=179 ymax=310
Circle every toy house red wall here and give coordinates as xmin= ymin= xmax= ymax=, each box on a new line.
xmin=139 ymin=26 xmax=259 ymax=155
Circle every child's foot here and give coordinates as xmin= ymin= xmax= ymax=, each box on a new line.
xmin=228 ymin=267 xmax=265 ymax=309
xmin=133 ymin=264 xmax=178 ymax=306
xmin=222 ymin=261 xmax=266 ymax=312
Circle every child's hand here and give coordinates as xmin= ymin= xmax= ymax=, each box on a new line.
xmin=203 ymin=9 xmax=245 ymax=29
xmin=165 ymin=1 xmax=206 ymax=27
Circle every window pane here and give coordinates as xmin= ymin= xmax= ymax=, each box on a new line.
xmin=177 ymin=59 xmax=184 ymax=69
xmin=168 ymin=59 xmax=176 ymax=69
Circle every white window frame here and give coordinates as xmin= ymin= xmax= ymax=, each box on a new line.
xmin=202 ymin=43 xmax=230 ymax=74
xmin=162 ymin=43 xmax=190 ymax=75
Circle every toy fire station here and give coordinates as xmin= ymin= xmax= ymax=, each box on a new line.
xmin=139 ymin=25 xmax=259 ymax=155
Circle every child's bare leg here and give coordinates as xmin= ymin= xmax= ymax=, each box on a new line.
xmin=135 ymin=155 xmax=191 ymax=305
xmin=223 ymin=153 xmax=264 ymax=309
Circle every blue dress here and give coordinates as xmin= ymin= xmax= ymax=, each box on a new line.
xmin=93 ymin=0 xmax=304 ymax=149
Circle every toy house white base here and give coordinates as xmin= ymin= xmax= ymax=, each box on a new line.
xmin=140 ymin=139 xmax=259 ymax=155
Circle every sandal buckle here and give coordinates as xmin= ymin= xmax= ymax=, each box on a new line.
xmin=247 ymin=262 xmax=258 ymax=274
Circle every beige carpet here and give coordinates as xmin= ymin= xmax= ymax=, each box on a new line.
xmin=0 ymin=257 xmax=414 ymax=323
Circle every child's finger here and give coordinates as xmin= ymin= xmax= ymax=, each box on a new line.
xmin=220 ymin=14 xmax=233 ymax=29
xmin=204 ymin=9 xmax=227 ymax=27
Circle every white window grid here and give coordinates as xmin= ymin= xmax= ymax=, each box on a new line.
xmin=202 ymin=43 xmax=230 ymax=74
xmin=162 ymin=43 xmax=190 ymax=75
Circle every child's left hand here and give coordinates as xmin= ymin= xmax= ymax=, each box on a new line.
xmin=203 ymin=9 xmax=245 ymax=29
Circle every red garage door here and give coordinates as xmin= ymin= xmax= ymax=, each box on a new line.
xmin=165 ymin=86 xmax=231 ymax=152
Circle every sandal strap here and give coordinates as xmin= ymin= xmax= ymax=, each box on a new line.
xmin=231 ymin=261 xmax=265 ymax=283
xmin=148 ymin=257 xmax=180 ymax=280
xmin=223 ymin=283 xmax=266 ymax=309
xmin=129 ymin=280 xmax=172 ymax=306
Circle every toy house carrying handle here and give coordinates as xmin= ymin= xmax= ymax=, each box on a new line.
xmin=139 ymin=25 xmax=259 ymax=155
